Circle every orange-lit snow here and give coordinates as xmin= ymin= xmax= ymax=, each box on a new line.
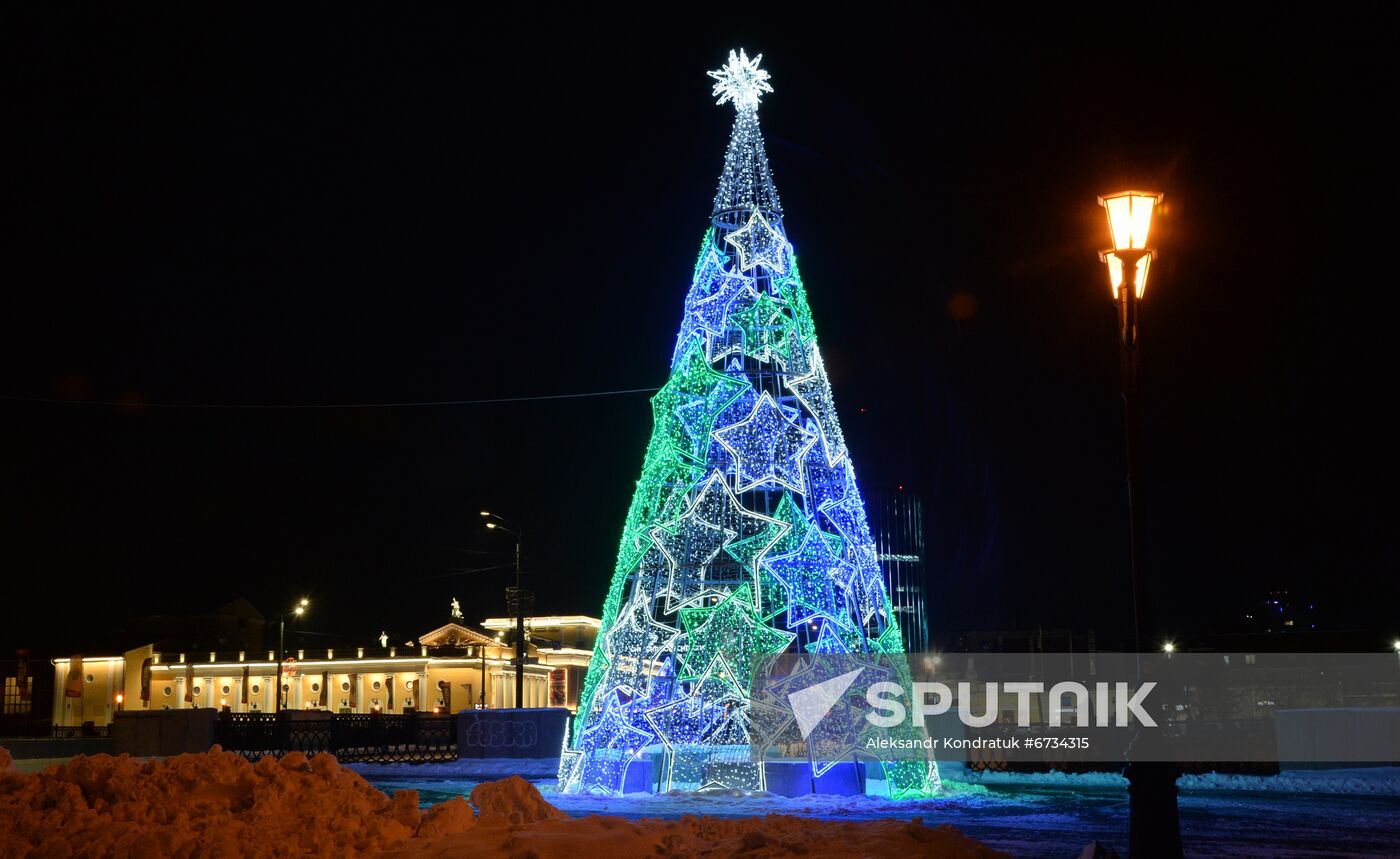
xmin=1 ymin=747 xmax=1003 ymax=858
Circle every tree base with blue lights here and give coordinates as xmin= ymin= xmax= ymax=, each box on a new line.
xmin=559 ymin=50 xmax=939 ymax=798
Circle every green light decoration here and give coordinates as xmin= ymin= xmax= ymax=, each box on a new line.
xmin=562 ymin=50 xmax=939 ymax=798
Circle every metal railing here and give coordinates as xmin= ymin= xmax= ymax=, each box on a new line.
xmin=51 ymin=723 xmax=110 ymax=739
xmin=214 ymin=712 xmax=456 ymax=763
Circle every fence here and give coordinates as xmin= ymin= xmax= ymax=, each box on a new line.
xmin=214 ymin=712 xmax=457 ymax=763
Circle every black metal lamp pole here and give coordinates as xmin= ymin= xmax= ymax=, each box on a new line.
xmin=274 ymin=598 xmax=308 ymax=714
xmin=483 ymin=512 xmax=529 ymax=709
xmin=1097 ymin=192 xmax=1181 ymax=859
xmin=1114 ymin=247 xmax=1150 ymax=658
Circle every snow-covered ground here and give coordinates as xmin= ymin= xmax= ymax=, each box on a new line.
xmin=360 ymin=763 xmax=1400 ymax=858
xmin=953 ymin=764 xmax=1400 ymax=797
xmin=347 ymin=757 xmax=560 ymax=781
xmin=1 ymin=750 xmax=1001 ymax=858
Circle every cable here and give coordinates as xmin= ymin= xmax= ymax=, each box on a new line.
xmin=0 ymin=386 xmax=660 ymax=410
xmin=426 ymin=562 xmax=519 ymax=580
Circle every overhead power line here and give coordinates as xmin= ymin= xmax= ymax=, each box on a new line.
xmin=1 ymin=386 xmax=660 ymax=411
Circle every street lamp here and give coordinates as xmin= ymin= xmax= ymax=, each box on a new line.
xmin=1098 ymin=190 xmax=1179 ymax=858
xmin=1097 ymin=190 xmax=1162 ymax=655
xmin=275 ymin=598 xmax=309 ymax=714
xmin=482 ymin=511 xmax=529 ymax=709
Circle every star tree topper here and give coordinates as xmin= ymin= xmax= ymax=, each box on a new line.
xmin=708 ymin=49 xmax=773 ymax=111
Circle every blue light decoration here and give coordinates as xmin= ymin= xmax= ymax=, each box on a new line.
xmin=561 ymin=49 xmax=939 ymax=798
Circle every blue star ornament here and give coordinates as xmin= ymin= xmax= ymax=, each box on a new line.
xmin=763 ymin=527 xmax=855 ymax=630
xmin=690 ymin=269 xmax=753 ymax=336
xmin=712 ymin=393 xmax=816 ymax=494
xmin=724 ymin=209 xmax=789 ymax=275
xmin=578 ymin=691 xmax=655 ymax=793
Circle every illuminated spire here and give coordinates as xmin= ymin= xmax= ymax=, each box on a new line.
xmin=710 ymin=49 xmax=781 ymax=217
xmin=707 ymin=49 xmax=773 ymax=111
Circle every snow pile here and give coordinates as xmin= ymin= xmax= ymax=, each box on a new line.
xmin=389 ymin=777 xmax=1004 ymax=858
xmin=1 ymin=751 xmax=1004 ymax=858
xmin=470 ymin=775 xmax=567 ymax=824
xmin=0 ymin=747 xmax=475 ymax=858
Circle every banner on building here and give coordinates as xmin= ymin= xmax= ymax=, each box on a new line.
xmin=348 ymin=674 xmax=358 ymax=710
xmin=240 ymin=665 xmax=250 ymax=705
xmin=319 ymin=671 xmax=329 ymax=707
xmin=16 ymin=650 xmax=29 ymax=702
xmin=140 ymin=658 xmax=153 ymax=704
xmin=386 ymin=675 xmax=394 ymax=711
xmin=184 ymin=660 xmax=194 ymax=703
xmin=549 ymin=669 xmax=566 ymax=707
xmin=64 ymin=655 xmax=83 ymax=699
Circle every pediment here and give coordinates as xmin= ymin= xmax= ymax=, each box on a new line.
xmin=418 ymin=622 xmax=497 ymax=648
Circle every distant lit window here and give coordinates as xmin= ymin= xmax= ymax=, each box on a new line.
xmin=3 ymin=676 xmax=34 ymax=715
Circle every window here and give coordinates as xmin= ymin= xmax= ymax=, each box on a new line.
xmin=3 ymin=676 xmax=33 ymax=715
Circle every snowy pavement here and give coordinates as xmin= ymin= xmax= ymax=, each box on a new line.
xmin=358 ymin=763 xmax=1400 ymax=858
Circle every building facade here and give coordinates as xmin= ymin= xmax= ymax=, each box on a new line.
xmin=51 ymin=615 xmax=599 ymax=727
xmin=868 ymin=491 xmax=931 ymax=654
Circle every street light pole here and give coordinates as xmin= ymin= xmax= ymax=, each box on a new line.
xmin=483 ymin=512 xmax=529 ymax=709
xmin=274 ymin=598 xmax=308 ymax=714
xmin=1114 ymin=246 xmax=1150 ymax=657
xmin=1098 ymin=191 xmax=1180 ymax=859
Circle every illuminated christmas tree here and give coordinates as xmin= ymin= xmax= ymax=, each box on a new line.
xmin=560 ymin=50 xmax=938 ymax=797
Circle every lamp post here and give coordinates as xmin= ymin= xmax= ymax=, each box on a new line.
xmin=274 ymin=598 xmax=309 ymax=714
xmin=1097 ymin=190 xmax=1180 ymax=858
xmin=1098 ymin=190 xmax=1161 ymax=658
xmin=482 ymin=511 xmax=529 ymax=709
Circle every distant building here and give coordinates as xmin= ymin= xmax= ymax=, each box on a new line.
xmin=867 ymin=490 xmax=930 ymax=653
xmin=49 ymin=614 xmax=599 ymax=728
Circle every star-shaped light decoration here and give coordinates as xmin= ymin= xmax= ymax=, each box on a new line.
xmin=724 ymin=208 xmax=789 ymax=275
xmin=577 ymin=690 xmax=656 ymax=794
xmin=557 ymin=749 xmax=585 ymax=793
xmin=763 ymin=526 xmax=855 ymax=631
xmin=656 ymin=343 xmax=749 ymax=465
xmin=650 ymin=509 xmax=734 ymax=611
xmin=643 ymin=653 xmax=748 ymax=744
xmin=601 ymin=585 xmax=680 ymax=680
xmin=689 ymin=266 xmax=754 ymax=337
xmin=786 ymin=347 xmax=848 ymax=467
xmin=712 ymin=392 xmax=817 ymax=494
xmin=729 ymin=287 xmax=794 ymax=364
xmin=656 ymin=470 xmax=789 ymax=610
xmin=708 ymin=48 xmax=773 ymax=111
xmin=804 ymin=619 xmax=854 ymax=654
xmin=676 ymin=587 xmax=796 ymax=683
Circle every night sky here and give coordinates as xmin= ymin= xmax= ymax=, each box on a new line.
xmin=4 ymin=10 xmax=1396 ymax=655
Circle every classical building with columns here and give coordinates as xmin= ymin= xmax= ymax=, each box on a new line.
xmin=50 ymin=615 xmax=598 ymax=728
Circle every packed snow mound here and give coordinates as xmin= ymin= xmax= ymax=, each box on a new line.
xmin=0 ymin=747 xmax=475 ymax=858
xmin=0 ymin=749 xmax=1003 ymax=858
xmin=384 ymin=808 xmax=1006 ymax=859
xmin=471 ymin=775 xmax=567 ymax=824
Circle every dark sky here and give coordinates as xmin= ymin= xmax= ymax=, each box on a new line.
xmin=3 ymin=9 xmax=1396 ymax=654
